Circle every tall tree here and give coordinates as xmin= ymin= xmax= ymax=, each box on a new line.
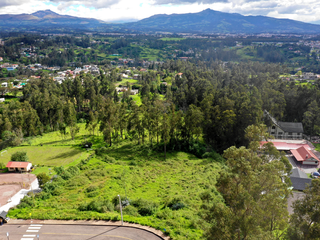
xmin=287 ymin=179 xmax=320 ymax=240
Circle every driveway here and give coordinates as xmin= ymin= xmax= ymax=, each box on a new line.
xmin=286 ymin=155 xmax=317 ymax=174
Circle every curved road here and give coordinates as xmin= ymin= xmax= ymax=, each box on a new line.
xmin=0 ymin=224 xmax=163 ymax=240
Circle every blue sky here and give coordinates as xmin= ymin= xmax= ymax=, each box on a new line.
xmin=0 ymin=0 xmax=319 ymax=23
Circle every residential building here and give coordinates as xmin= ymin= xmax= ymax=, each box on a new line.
xmin=265 ymin=110 xmax=304 ymax=139
xmin=290 ymin=146 xmax=319 ymax=165
xmin=6 ymin=162 xmax=32 ymax=172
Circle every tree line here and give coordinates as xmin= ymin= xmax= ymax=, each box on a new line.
xmin=1 ymin=60 xmax=320 ymax=153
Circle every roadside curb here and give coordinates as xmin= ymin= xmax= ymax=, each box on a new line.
xmin=7 ymin=219 xmax=170 ymax=240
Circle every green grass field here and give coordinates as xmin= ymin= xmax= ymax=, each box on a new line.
xmin=130 ymin=94 xmax=142 ymax=106
xmin=0 ymin=146 xmax=89 ymax=167
xmin=115 ymin=78 xmax=138 ymax=86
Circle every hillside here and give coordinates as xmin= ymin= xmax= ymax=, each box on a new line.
xmin=125 ymin=8 xmax=320 ymax=34
xmin=6 ymin=125 xmax=221 ymax=239
xmin=0 ymin=10 xmax=103 ymax=29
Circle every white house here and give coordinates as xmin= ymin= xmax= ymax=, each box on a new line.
xmin=6 ymin=162 xmax=32 ymax=172
xmin=265 ymin=110 xmax=304 ymax=140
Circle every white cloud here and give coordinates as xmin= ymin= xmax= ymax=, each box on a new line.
xmin=0 ymin=0 xmax=319 ymax=23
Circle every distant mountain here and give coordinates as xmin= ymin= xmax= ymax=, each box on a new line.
xmin=0 ymin=10 xmax=104 ymax=30
xmin=1 ymin=9 xmax=320 ymax=34
xmin=125 ymin=9 xmax=320 ymax=34
xmin=310 ymin=20 xmax=320 ymax=25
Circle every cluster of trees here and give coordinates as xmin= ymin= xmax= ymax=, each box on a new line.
xmin=1 ymin=60 xmax=320 ymax=153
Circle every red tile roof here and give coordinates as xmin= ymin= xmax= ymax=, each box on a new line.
xmin=290 ymin=146 xmax=319 ymax=162
xmin=6 ymin=162 xmax=30 ymax=168
xmin=260 ymin=141 xmax=311 ymax=151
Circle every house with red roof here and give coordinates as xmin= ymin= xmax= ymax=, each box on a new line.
xmin=6 ymin=162 xmax=32 ymax=172
xmin=290 ymin=146 xmax=319 ymax=166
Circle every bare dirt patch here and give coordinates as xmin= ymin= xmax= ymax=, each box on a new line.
xmin=0 ymin=173 xmax=36 ymax=207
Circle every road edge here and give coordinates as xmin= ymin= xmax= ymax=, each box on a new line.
xmin=7 ymin=219 xmax=170 ymax=240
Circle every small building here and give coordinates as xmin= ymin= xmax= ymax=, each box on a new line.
xmin=6 ymin=162 xmax=32 ymax=172
xmin=291 ymin=146 xmax=319 ymax=165
xmin=265 ymin=110 xmax=304 ymax=140
xmin=133 ymin=74 xmax=140 ymax=79
xmin=290 ymin=168 xmax=312 ymax=191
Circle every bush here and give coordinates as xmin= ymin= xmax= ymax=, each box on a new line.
xmin=79 ymin=199 xmax=114 ymax=213
xmin=95 ymin=147 xmax=108 ymax=156
xmin=86 ymin=185 xmax=99 ymax=193
xmin=67 ymin=175 xmax=89 ymax=187
xmin=37 ymin=172 xmax=51 ymax=187
xmin=123 ymin=205 xmax=140 ymax=217
xmin=55 ymin=166 xmax=80 ymax=180
xmin=11 ymin=151 xmax=28 ymax=162
xmin=131 ymin=198 xmax=159 ymax=216
xmin=0 ymin=162 xmax=5 ymax=169
xmin=166 ymin=197 xmax=186 ymax=210
xmin=102 ymin=155 xmax=116 ymax=163
xmin=17 ymin=196 xmax=34 ymax=209
xmin=156 ymin=207 xmax=173 ymax=219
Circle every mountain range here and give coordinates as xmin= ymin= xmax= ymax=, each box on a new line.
xmin=1 ymin=9 xmax=320 ymax=34
xmin=0 ymin=10 xmax=102 ymax=29
xmin=125 ymin=9 xmax=320 ymax=34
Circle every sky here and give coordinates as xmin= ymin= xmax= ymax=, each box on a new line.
xmin=0 ymin=0 xmax=319 ymax=23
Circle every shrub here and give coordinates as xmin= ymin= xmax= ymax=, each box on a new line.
xmin=67 ymin=175 xmax=89 ymax=187
xmin=87 ymin=191 xmax=99 ymax=198
xmin=95 ymin=147 xmax=108 ymax=156
xmin=131 ymin=198 xmax=159 ymax=216
xmin=86 ymin=185 xmax=99 ymax=193
xmin=123 ymin=205 xmax=140 ymax=217
xmin=0 ymin=162 xmax=5 ymax=169
xmin=55 ymin=166 xmax=80 ymax=180
xmin=166 ymin=197 xmax=186 ymax=210
xmin=37 ymin=172 xmax=51 ymax=187
xmin=79 ymin=199 xmax=114 ymax=213
xmin=102 ymin=155 xmax=116 ymax=163
xmin=17 ymin=196 xmax=34 ymax=209
xmin=11 ymin=151 xmax=28 ymax=162
xmin=156 ymin=207 xmax=173 ymax=219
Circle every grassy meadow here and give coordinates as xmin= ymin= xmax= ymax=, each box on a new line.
xmin=6 ymin=124 xmax=223 ymax=239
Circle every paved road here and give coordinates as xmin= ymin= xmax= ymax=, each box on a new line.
xmin=0 ymin=224 xmax=163 ymax=240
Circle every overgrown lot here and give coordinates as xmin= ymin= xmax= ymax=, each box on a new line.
xmin=8 ymin=132 xmax=222 ymax=240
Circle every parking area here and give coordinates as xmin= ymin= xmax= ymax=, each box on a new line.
xmin=286 ymin=155 xmax=318 ymax=174
xmin=0 ymin=173 xmax=36 ymax=207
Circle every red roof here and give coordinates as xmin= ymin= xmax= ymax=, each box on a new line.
xmin=6 ymin=162 xmax=30 ymax=168
xmin=290 ymin=146 xmax=319 ymax=162
xmin=260 ymin=141 xmax=311 ymax=151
